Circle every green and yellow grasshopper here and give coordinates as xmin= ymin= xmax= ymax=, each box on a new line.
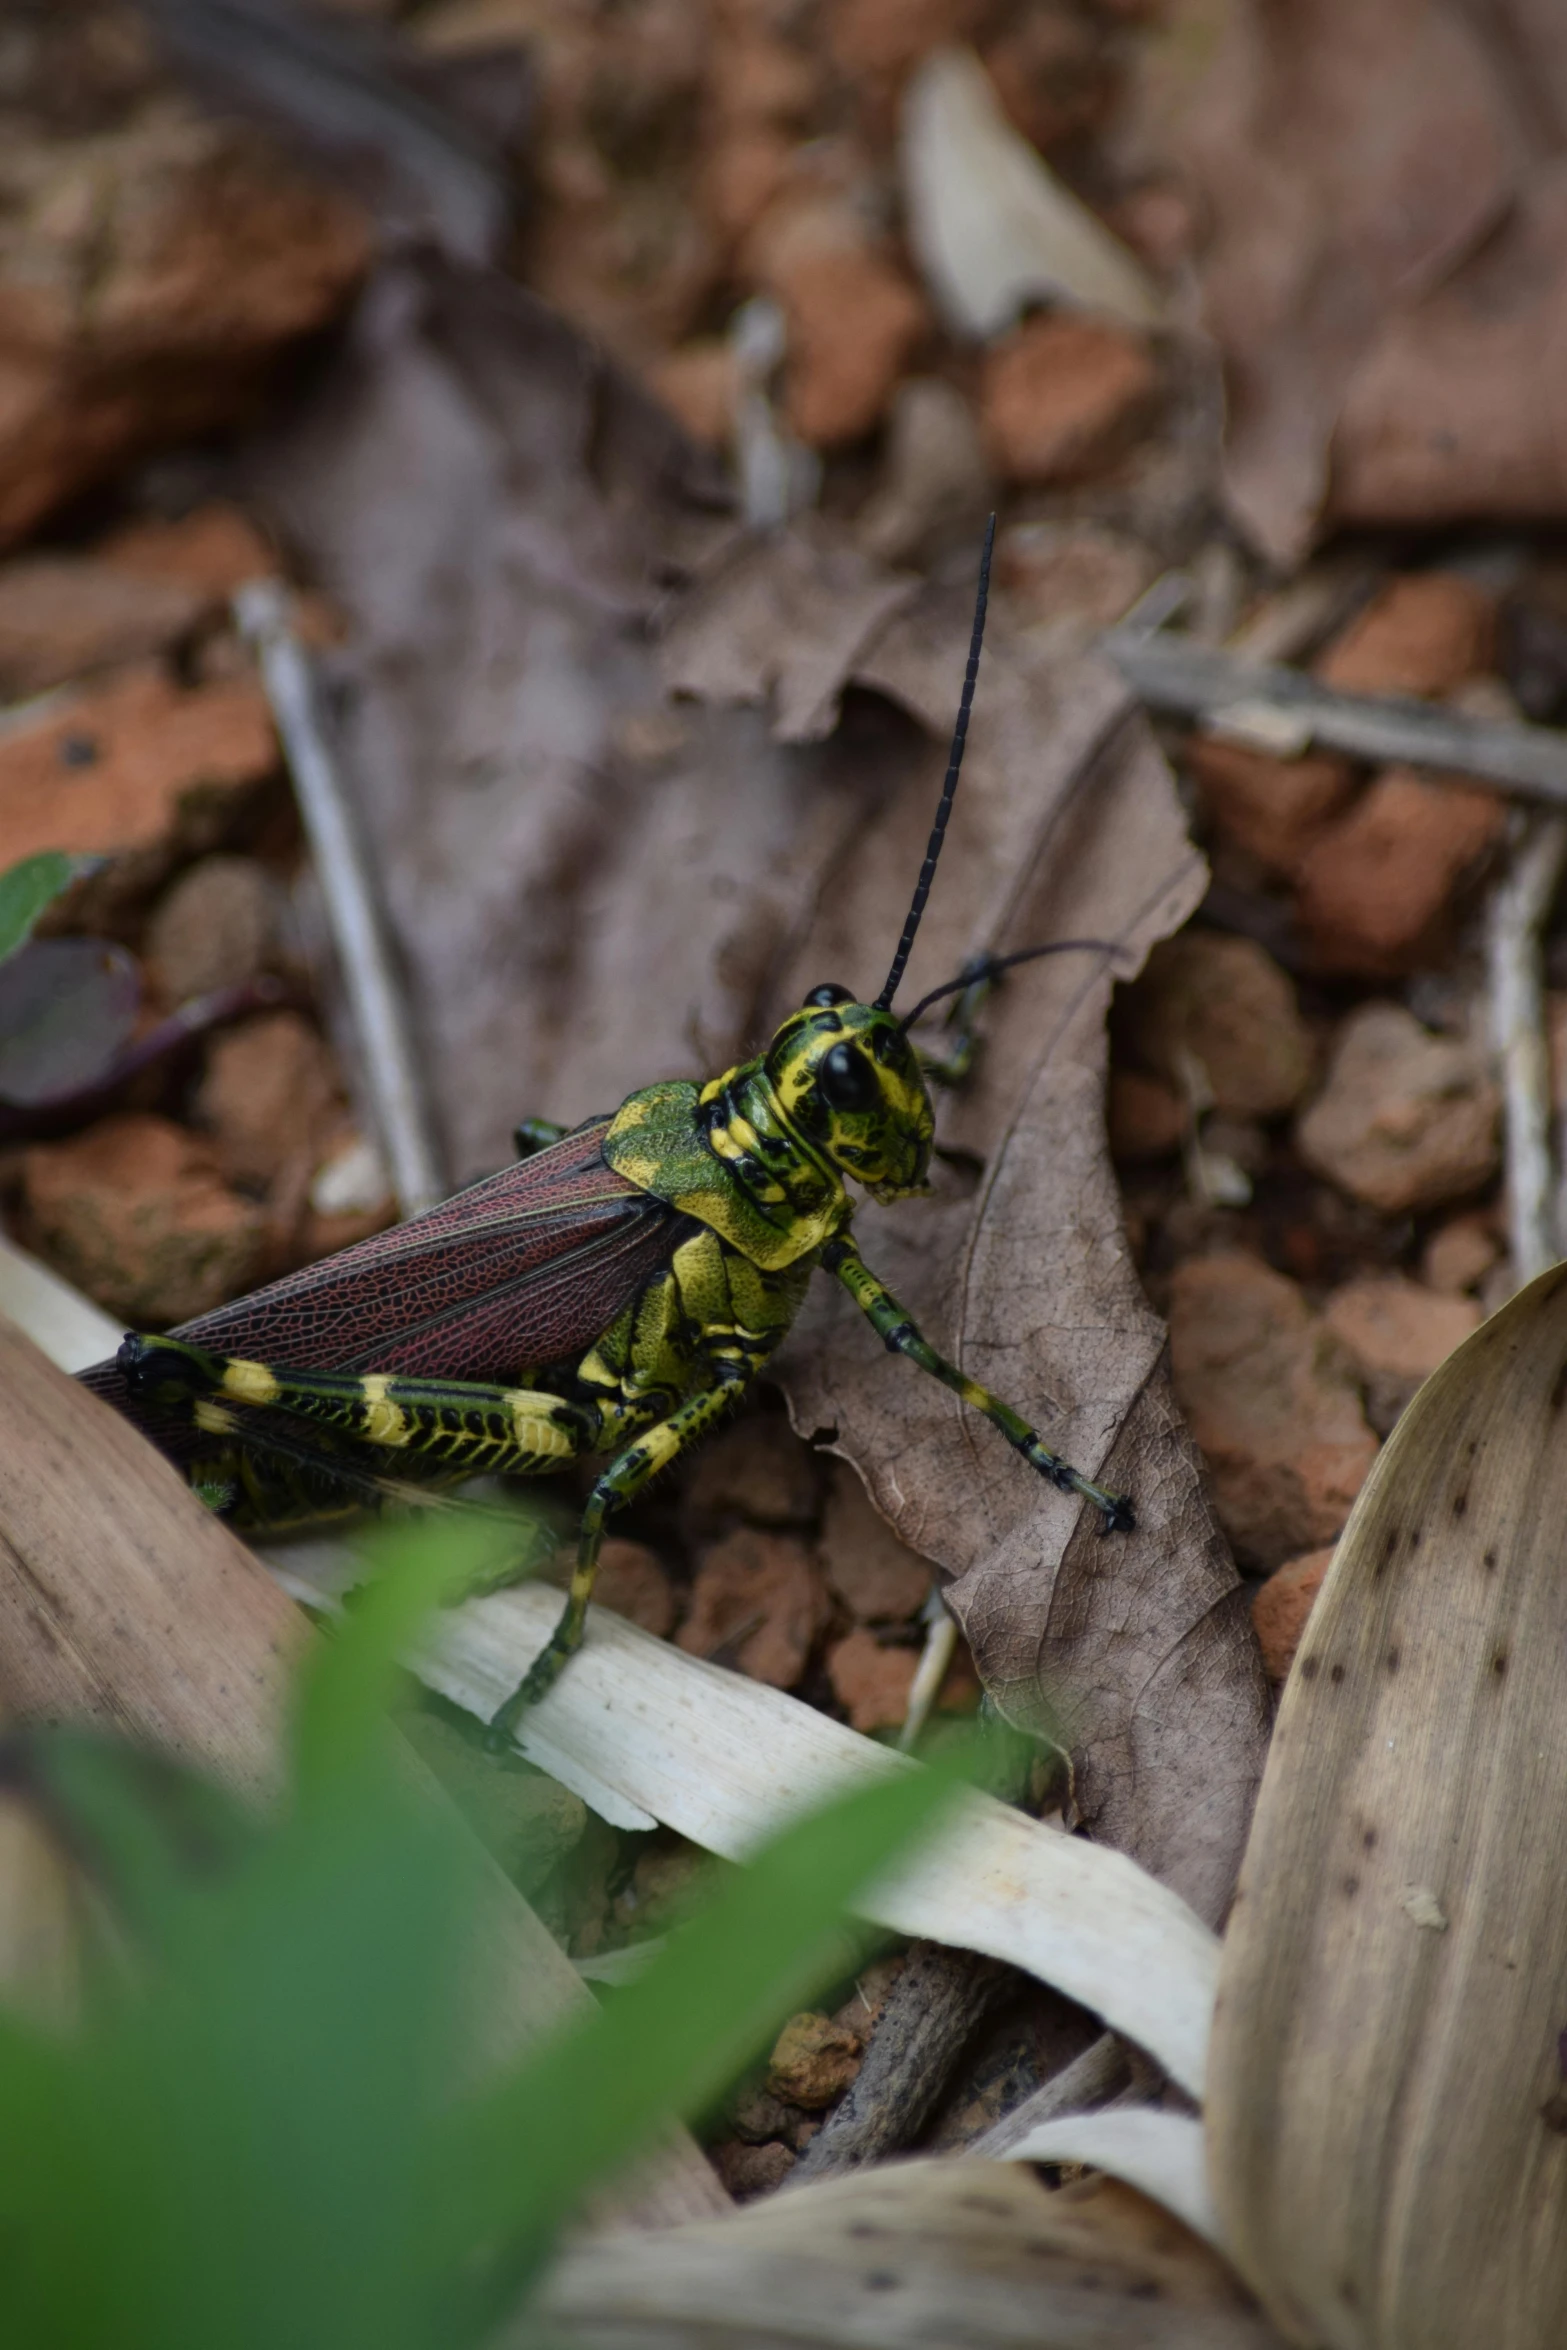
xmin=84 ymin=521 xmax=1132 ymax=1738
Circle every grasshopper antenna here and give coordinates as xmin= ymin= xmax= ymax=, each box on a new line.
xmin=873 ymin=512 xmax=995 ymax=1012
xmin=897 ymin=939 xmax=1124 ymax=1034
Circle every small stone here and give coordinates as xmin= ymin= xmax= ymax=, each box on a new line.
xmin=819 ymin=1460 xmax=931 ymax=1622
xmin=709 ymin=2138 xmax=796 ymax=2198
xmin=766 ymin=2010 xmax=864 ymax=2108
xmin=678 ymin=1527 xmax=832 ymax=1688
xmin=98 ymin=503 xmax=275 ymax=601
xmin=0 ymin=554 xmax=206 ymax=698
xmin=0 ymin=115 xmax=369 ymax=546
xmin=981 ymin=314 xmax=1157 ymax=486
xmin=1322 ymin=1276 xmax=1483 ymax=1383
xmin=856 ymin=377 xmax=993 ymax=567
xmin=1185 ymin=736 xmax=1358 ymax=876
xmin=1296 ymin=1004 xmax=1500 ymax=1215
xmin=0 ymin=662 xmax=277 ymax=898
xmin=767 ymin=229 xmax=928 ymax=447
xmin=1322 ymin=1274 xmax=1482 ymax=1437
xmin=1293 ymin=769 xmax=1505 ymax=975
xmin=195 ymin=1011 xmax=342 ymax=1189
xmin=1421 ymin=1212 xmax=1499 ymax=1296
xmin=649 ymin=339 xmax=738 ymax=448
xmin=826 ymin=1627 xmax=918 ymax=1732
xmin=1116 ymin=932 xmax=1314 ymax=1118
xmin=144 ymin=854 xmax=285 ymax=1001
xmin=729 ymin=2083 xmax=804 ymax=2145
xmin=1107 ymin=1069 xmax=1186 ymax=1159
xmin=683 ymin=1413 xmax=821 ymax=1529
xmin=1251 ymin=1547 xmax=1334 ymax=1682
xmin=24 ymin=1113 xmax=267 ymax=1324
xmin=1167 ymin=1253 xmax=1378 ymax=1570
xmin=1317 ymin=573 xmax=1495 ymax=698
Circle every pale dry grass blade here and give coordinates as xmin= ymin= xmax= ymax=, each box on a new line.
xmin=1207 ymin=1262 xmax=1567 ymax=2346
xmin=366 ymin=1575 xmax=1221 ymax=2102
xmin=992 ymin=2110 xmax=1220 ymax=2252
xmin=0 ymin=1229 xmax=124 ymax=1372
xmin=534 ymin=2157 xmax=1284 ymax=2350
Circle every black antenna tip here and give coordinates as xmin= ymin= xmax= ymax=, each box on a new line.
xmin=873 ymin=514 xmax=996 ymax=1013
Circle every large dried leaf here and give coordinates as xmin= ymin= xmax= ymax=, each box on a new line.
xmin=1179 ymin=0 xmax=1523 ymax=562
xmin=536 ymin=2158 xmax=1286 ymax=2350
xmin=742 ymin=584 xmax=1272 ymax=1927
xmin=1208 ymin=1264 xmax=1567 ymax=2345
xmin=247 ymin=258 xmax=1269 ymax=1923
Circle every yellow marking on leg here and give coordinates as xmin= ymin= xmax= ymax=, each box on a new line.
xmin=221 ymin=1359 xmax=281 ymax=1407
xmin=194 ymin=1399 xmax=239 ymax=1437
xmin=360 ymin=1373 xmax=410 ymax=1448
xmin=506 ymin=1394 xmax=576 ymax=1461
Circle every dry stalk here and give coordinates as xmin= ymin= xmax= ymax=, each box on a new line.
xmin=235 ymin=580 xmax=447 ymax=1217
xmin=1486 ymin=810 xmax=1567 ymax=1287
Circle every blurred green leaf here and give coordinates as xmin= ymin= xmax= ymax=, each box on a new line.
xmin=289 ymin=1509 xmax=546 ymax=1802
xmin=0 ymin=850 xmax=95 ymax=964
xmin=451 ymin=1752 xmax=966 ymax=2308
xmin=0 ymin=1514 xmax=965 ymax=2349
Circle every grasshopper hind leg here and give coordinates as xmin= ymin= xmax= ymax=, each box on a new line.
xmin=487 ymin=1372 xmax=747 ymax=1743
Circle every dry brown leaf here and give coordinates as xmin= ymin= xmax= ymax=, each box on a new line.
xmin=757 ymin=593 xmax=1272 ymax=1927
xmin=1331 ymin=157 xmax=1567 ymax=532
xmin=249 ymin=260 xmax=1269 ymax=1923
xmin=1208 ymin=1263 xmax=1567 ymax=2345
xmin=537 ymin=2157 xmax=1285 ymax=2349
xmin=1179 ymin=0 xmax=1526 ymax=562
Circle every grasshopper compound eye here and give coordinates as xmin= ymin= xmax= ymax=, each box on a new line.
xmin=803 ymin=982 xmax=855 ymax=1009
xmin=817 ymin=1040 xmax=878 ymax=1111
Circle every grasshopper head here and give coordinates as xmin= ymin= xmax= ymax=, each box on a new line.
xmin=765 ymin=984 xmax=934 ymax=1201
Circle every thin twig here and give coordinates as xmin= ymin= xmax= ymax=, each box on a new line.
xmin=897 ymin=1587 xmax=959 ymax=1753
xmin=965 ymin=2030 xmax=1130 ymax=2157
xmin=1486 ymin=812 xmax=1567 ymax=1287
xmin=236 ymin=580 xmax=446 ymax=1217
xmin=787 ymin=1941 xmax=1018 ymax=2180
xmin=1099 ymin=627 xmax=1567 ymax=804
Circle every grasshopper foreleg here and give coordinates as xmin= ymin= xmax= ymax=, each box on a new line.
xmin=819 ymin=1235 xmax=1134 ymax=1533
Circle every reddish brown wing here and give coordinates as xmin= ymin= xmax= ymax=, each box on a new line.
xmin=80 ymin=1118 xmax=681 ymax=1430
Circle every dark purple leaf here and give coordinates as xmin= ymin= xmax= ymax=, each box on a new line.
xmin=0 ymin=938 xmax=142 ymax=1108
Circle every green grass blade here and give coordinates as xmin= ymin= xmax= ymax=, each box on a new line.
xmin=0 ymin=851 xmax=97 ymax=963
